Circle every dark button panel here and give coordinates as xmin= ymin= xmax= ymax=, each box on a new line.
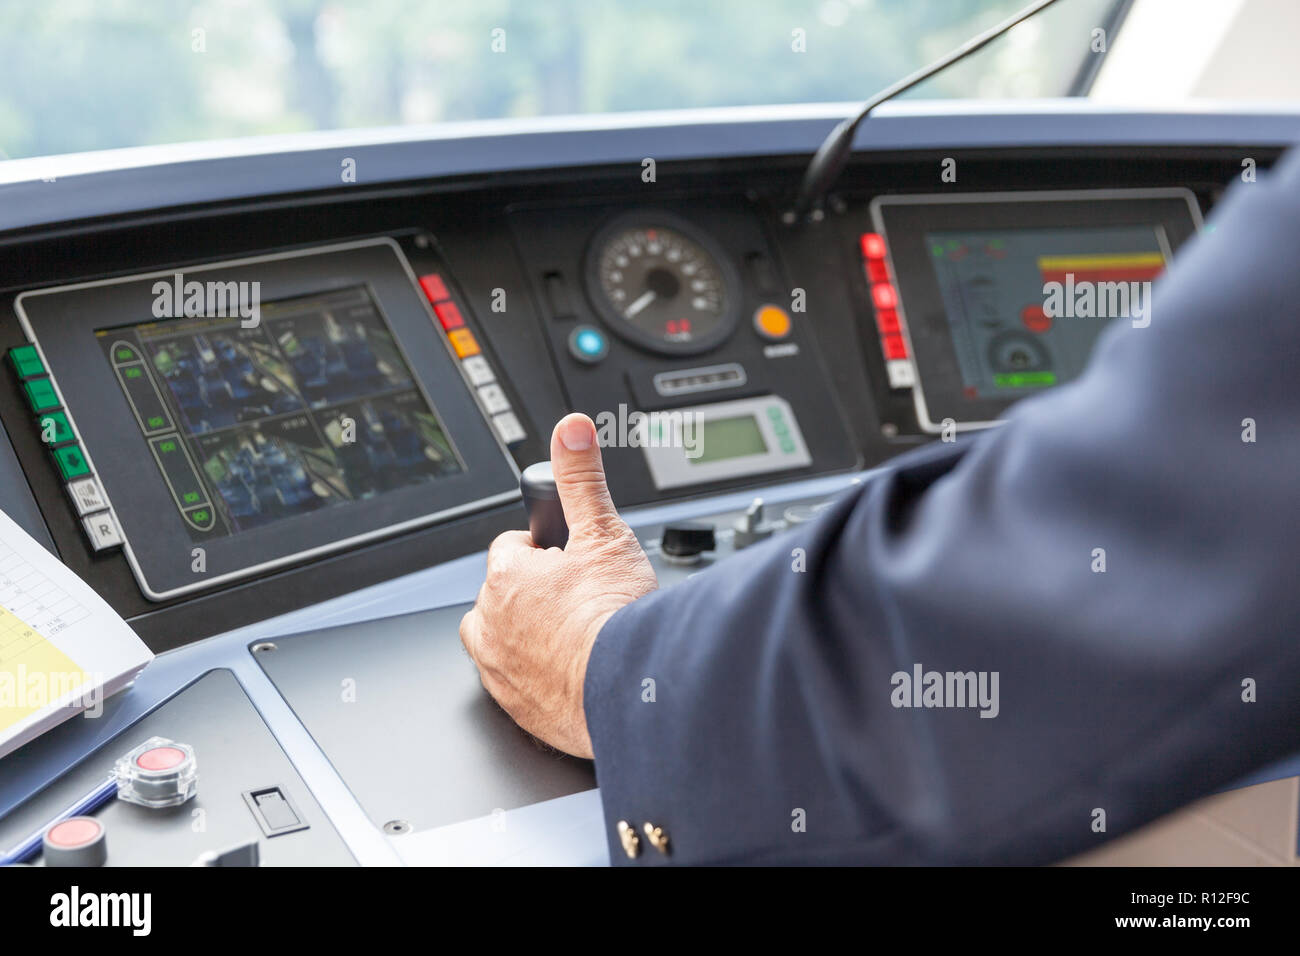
xmin=8 ymin=345 xmax=124 ymax=552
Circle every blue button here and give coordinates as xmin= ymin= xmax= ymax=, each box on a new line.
xmin=568 ymin=326 xmax=608 ymax=364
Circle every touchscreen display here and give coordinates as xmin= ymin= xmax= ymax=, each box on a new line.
xmin=925 ymin=225 xmax=1168 ymax=400
xmin=97 ymin=286 xmax=463 ymax=539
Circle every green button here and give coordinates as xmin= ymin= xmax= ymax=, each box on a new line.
xmin=37 ymin=411 xmax=75 ymax=446
xmin=9 ymin=345 xmax=45 ymax=379
xmin=53 ymin=444 xmax=90 ymax=479
xmin=779 ymin=438 xmax=796 ymax=454
xmin=23 ymin=377 xmax=60 ymax=412
xmin=183 ymin=505 xmax=215 ymax=531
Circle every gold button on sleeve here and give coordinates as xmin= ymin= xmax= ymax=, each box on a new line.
xmin=616 ymin=820 xmax=641 ymax=859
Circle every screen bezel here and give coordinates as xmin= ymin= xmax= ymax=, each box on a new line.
xmin=16 ymin=238 xmax=520 ymax=601
xmin=870 ymin=189 xmax=1203 ymax=432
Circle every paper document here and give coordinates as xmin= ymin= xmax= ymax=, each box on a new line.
xmin=0 ymin=509 xmax=153 ymax=760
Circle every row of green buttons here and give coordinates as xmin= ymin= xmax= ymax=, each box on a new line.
xmin=9 ymin=346 xmax=92 ymax=480
xmin=766 ymin=404 xmax=797 ymax=454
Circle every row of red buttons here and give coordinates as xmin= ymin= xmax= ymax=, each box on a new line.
xmin=419 ymin=274 xmax=466 ymax=330
xmin=416 ymin=271 xmax=526 ymax=445
xmin=419 ymin=273 xmax=481 ymax=358
xmin=860 ymin=232 xmax=909 ymax=363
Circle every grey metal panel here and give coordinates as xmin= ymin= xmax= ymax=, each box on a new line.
xmin=254 ymin=603 xmax=596 ymax=832
xmin=1 ymin=101 xmax=1297 ymax=234
xmin=0 ymin=418 xmax=54 ymax=555
xmin=0 ymin=669 xmax=356 ymax=865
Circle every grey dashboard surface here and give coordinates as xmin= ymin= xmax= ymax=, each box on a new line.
xmin=253 ymin=602 xmax=596 ymax=832
xmin=0 ymin=669 xmax=355 ymax=866
xmin=2 ymin=101 xmax=1298 ymax=234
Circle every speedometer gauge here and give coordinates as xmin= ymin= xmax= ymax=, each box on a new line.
xmin=585 ymin=214 xmax=740 ymax=355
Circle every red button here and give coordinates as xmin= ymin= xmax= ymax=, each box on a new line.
xmin=434 ymin=301 xmax=465 ymax=330
xmin=871 ymin=283 xmax=897 ymax=310
xmin=882 ymin=332 xmax=908 ymax=360
xmin=1021 ymin=304 xmax=1051 ymax=333
xmin=418 ymin=274 xmax=450 ymax=302
xmin=865 ymin=259 xmax=889 ymax=283
xmin=137 ymin=745 xmax=187 ymax=771
xmin=47 ymin=817 xmax=102 ymax=847
xmin=860 ymin=233 xmax=887 ymax=260
xmin=875 ymin=307 xmax=900 ymax=334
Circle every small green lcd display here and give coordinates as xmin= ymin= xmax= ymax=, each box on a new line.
xmin=690 ymin=414 xmax=767 ymax=465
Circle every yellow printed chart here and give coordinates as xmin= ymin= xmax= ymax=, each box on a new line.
xmin=0 ymin=544 xmax=90 ymax=733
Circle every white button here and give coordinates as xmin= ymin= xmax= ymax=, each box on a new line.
xmin=477 ymin=384 xmax=511 ymax=415
xmin=82 ymin=511 xmax=124 ymax=551
xmin=492 ymin=411 xmax=526 ymax=445
xmin=885 ymin=359 xmax=915 ymax=389
xmin=461 ymin=356 xmax=495 ymax=386
xmin=67 ymin=477 xmax=108 ymax=516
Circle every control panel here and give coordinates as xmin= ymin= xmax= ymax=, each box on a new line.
xmin=11 ymin=239 xmax=521 ymax=601
xmin=0 ymin=670 xmax=354 ymax=867
xmin=850 ymin=188 xmax=1203 ymax=433
xmin=509 ymin=197 xmax=860 ymax=503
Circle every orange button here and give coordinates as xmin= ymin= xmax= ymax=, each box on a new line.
xmin=448 ymin=328 xmax=480 ymax=358
xmin=753 ymin=304 xmax=792 ymax=340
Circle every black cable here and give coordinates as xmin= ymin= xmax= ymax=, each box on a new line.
xmin=788 ymin=0 xmax=1067 ymax=222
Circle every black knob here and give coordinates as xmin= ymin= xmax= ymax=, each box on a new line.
xmin=520 ymin=461 xmax=568 ymax=549
xmin=660 ymin=521 xmax=716 ymax=564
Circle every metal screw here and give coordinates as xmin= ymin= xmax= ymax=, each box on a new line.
xmin=251 ymin=642 xmax=277 ymax=654
xmin=383 ymin=820 xmax=412 ymax=835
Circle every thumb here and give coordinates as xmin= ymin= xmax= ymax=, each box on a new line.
xmin=550 ymin=413 xmax=622 ymax=542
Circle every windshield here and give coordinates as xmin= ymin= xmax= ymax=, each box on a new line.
xmin=0 ymin=0 xmax=1290 ymax=162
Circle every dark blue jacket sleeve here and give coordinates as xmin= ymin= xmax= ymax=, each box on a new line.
xmin=583 ymin=148 xmax=1300 ymax=865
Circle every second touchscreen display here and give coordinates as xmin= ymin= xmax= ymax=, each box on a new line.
xmin=926 ymin=224 xmax=1168 ymax=400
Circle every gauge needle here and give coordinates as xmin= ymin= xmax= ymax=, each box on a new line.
xmin=624 ymin=290 xmax=657 ymax=319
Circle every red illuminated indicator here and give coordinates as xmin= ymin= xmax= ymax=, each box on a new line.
xmin=418 ymin=273 xmax=450 ymax=303
xmin=46 ymin=818 xmax=102 ymax=847
xmin=875 ymin=307 xmax=900 ymax=334
xmin=665 ymin=318 xmax=692 ymax=336
xmin=1021 ymin=304 xmax=1051 ymax=333
xmin=434 ymin=301 xmax=465 ymax=330
xmin=882 ymin=332 xmax=908 ymax=360
xmin=860 ymin=233 xmax=887 ymax=260
xmin=865 ymin=259 xmax=889 ymax=283
xmin=871 ymin=283 xmax=898 ymax=310
xmin=136 ymin=746 xmax=187 ymax=771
